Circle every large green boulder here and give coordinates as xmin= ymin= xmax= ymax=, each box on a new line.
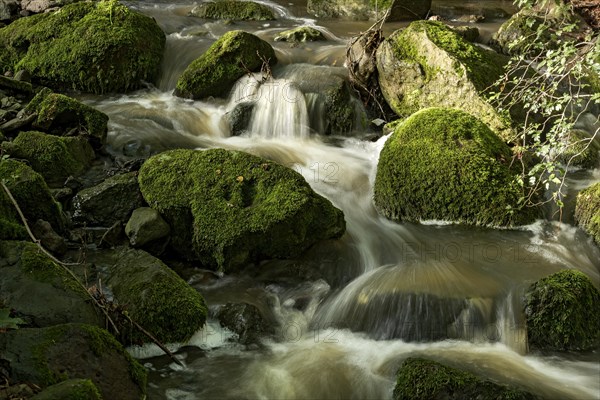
xmin=307 ymin=0 xmax=431 ymax=21
xmin=25 ymin=88 xmax=109 ymax=147
xmin=0 ymin=241 xmax=102 ymax=328
xmin=393 ymin=358 xmax=536 ymax=400
xmin=138 ymin=148 xmax=346 ymax=270
xmin=3 ymin=131 xmax=95 ymax=187
xmin=174 ymin=30 xmax=277 ymax=100
xmin=524 ymin=269 xmax=600 ymax=351
xmin=374 ymin=108 xmax=537 ymax=227
xmin=274 ymin=26 xmax=326 ymax=43
xmin=0 ymin=1 xmax=165 ymax=94
xmin=106 ymin=247 xmax=207 ymax=344
xmin=0 ymin=323 xmax=147 ymax=399
xmin=575 ymin=182 xmax=600 ymax=244
xmin=30 ymin=379 xmax=102 ymax=400
xmin=189 ymin=0 xmax=275 ymax=20
xmin=0 ymin=159 xmax=65 ymax=232
xmin=376 ymin=21 xmax=513 ymax=141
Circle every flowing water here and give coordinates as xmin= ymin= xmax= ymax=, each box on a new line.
xmin=81 ymin=0 xmax=600 ymax=398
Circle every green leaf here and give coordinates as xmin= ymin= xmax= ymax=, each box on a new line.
xmin=0 ymin=308 xmax=25 ymax=330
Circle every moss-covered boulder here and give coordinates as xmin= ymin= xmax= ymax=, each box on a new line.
xmin=106 ymin=247 xmax=207 ymax=344
xmin=374 ymin=108 xmax=537 ymax=227
xmin=575 ymin=182 xmax=600 ymax=244
xmin=138 ymin=148 xmax=346 ymax=270
xmin=3 ymin=131 xmax=95 ymax=187
xmin=174 ymin=30 xmax=277 ymax=100
xmin=0 ymin=1 xmax=165 ymax=94
xmin=0 ymin=159 xmax=65 ymax=232
xmin=0 ymin=323 xmax=147 ymax=399
xmin=559 ymin=129 xmax=600 ymax=169
xmin=491 ymin=10 xmax=548 ymax=56
xmin=274 ymin=26 xmax=326 ymax=43
xmin=71 ymin=172 xmax=144 ymax=227
xmin=393 ymin=358 xmax=536 ymax=400
xmin=0 ymin=241 xmax=102 ymax=328
xmin=307 ymin=0 xmax=431 ymax=21
xmin=376 ymin=21 xmax=513 ymax=141
xmin=30 ymin=379 xmax=102 ymax=400
xmin=26 ymin=88 xmax=109 ymax=147
xmin=524 ymin=269 xmax=600 ymax=351
xmin=189 ymin=0 xmax=275 ymax=20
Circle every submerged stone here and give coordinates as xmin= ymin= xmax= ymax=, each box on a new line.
xmin=0 ymin=1 xmax=165 ymax=94
xmin=138 ymin=148 xmax=346 ymax=270
xmin=189 ymin=0 xmax=276 ymax=20
xmin=524 ymin=269 xmax=600 ymax=351
xmin=374 ymin=108 xmax=538 ymax=227
xmin=394 ymin=358 xmax=537 ymax=399
xmin=376 ymin=21 xmax=513 ymax=141
xmin=174 ymin=30 xmax=277 ymax=100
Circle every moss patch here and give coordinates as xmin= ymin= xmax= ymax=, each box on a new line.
xmin=3 ymin=131 xmax=94 ymax=187
xmin=0 ymin=184 xmax=27 ymax=240
xmin=189 ymin=0 xmax=275 ymax=20
xmin=0 ymin=1 xmax=165 ymax=94
xmin=274 ymin=26 xmax=326 ymax=43
xmin=575 ymin=182 xmax=600 ymax=245
xmin=394 ymin=358 xmax=536 ymax=399
xmin=374 ymin=108 xmax=538 ymax=227
xmin=138 ymin=148 xmax=346 ymax=270
xmin=174 ymin=30 xmax=277 ymax=100
xmin=0 ymin=159 xmax=65 ymax=232
xmin=524 ymin=269 xmax=600 ymax=351
xmin=30 ymin=378 xmax=102 ymax=400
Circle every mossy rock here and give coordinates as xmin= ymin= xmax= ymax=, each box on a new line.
xmin=0 ymin=1 xmax=165 ymax=94
xmin=0 ymin=240 xmax=103 ymax=328
xmin=106 ymin=247 xmax=207 ymax=344
xmin=189 ymin=0 xmax=275 ymax=20
xmin=524 ymin=269 xmax=600 ymax=351
xmin=558 ymin=129 xmax=600 ymax=169
xmin=0 ymin=323 xmax=147 ymax=399
xmin=374 ymin=108 xmax=537 ymax=227
xmin=25 ymin=88 xmax=109 ymax=147
xmin=30 ymin=378 xmax=102 ymax=400
xmin=491 ymin=10 xmax=548 ymax=55
xmin=71 ymin=172 xmax=144 ymax=227
xmin=174 ymin=30 xmax=277 ymax=100
xmin=0 ymin=74 xmax=33 ymax=94
xmin=575 ymin=182 xmax=600 ymax=244
xmin=3 ymin=131 xmax=95 ymax=187
xmin=376 ymin=21 xmax=513 ymax=141
xmin=274 ymin=26 xmax=326 ymax=43
xmin=138 ymin=148 xmax=346 ymax=270
xmin=307 ymin=0 xmax=431 ymax=21
xmin=0 ymin=159 xmax=65 ymax=233
xmin=0 ymin=181 xmax=27 ymax=240
xmin=393 ymin=358 xmax=537 ymax=399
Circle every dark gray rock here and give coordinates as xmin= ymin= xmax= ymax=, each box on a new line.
xmin=125 ymin=207 xmax=170 ymax=248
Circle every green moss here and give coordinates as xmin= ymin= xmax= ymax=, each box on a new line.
xmin=394 ymin=21 xmax=506 ymax=92
xmin=394 ymin=358 xmax=536 ymax=400
xmin=31 ymin=379 xmax=102 ymax=400
xmin=558 ymin=130 xmax=600 ymax=169
xmin=274 ymin=26 xmax=326 ymax=43
xmin=575 ymin=182 xmax=600 ymax=245
xmin=138 ymin=148 xmax=345 ymax=270
xmin=190 ymin=0 xmax=275 ymax=20
xmin=4 ymin=131 xmax=94 ymax=187
xmin=174 ymin=30 xmax=277 ymax=100
xmin=26 ymin=89 xmax=109 ymax=146
xmin=0 ymin=185 xmax=27 ymax=240
xmin=525 ymin=269 xmax=600 ymax=351
xmin=374 ymin=108 xmax=537 ymax=227
xmin=108 ymin=248 xmax=207 ymax=344
xmin=0 ymin=159 xmax=65 ymax=232
xmin=0 ymin=1 xmax=165 ymax=94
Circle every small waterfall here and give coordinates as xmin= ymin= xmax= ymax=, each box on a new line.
xmin=228 ymin=75 xmax=310 ymax=139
